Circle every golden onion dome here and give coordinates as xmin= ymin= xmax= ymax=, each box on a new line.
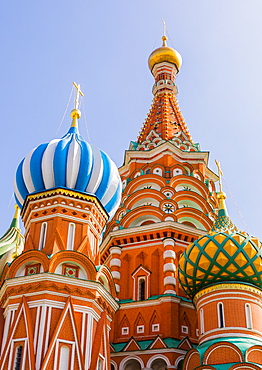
xmin=148 ymin=36 xmax=182 ymax=72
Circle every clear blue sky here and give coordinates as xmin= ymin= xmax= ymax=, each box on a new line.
xmin=1 ymin=1 xmax=262 ymax=239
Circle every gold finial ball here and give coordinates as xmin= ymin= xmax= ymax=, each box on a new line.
xmin=217 ymin=191 xmax=226 ymax=201
xmin=148 ymin=36 xmax=182 ymax=72
xmin=70 ymin=109 xmax=81 ymax=119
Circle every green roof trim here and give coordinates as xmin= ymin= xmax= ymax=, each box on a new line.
xmin=111 ymin=336 xmax=193 ymax=353
xmin=118 ymin=294 xmax=191 ymax=305
xmin=197 ymin=337 xmax=262 ymax=360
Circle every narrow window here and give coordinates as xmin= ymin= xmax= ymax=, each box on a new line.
xmin=200 ymin=308 xmax=205 ymax=334
xmin=59 ymin=346 xmax=69 ymax=370
xmin=97 ymin=358 xmax=103 ymax=370
xmin=245 ymin=303 xmax=252 ymax=329
xmin=67 ymin=223 xmax=75 ymax=250
xmin=39 ymin=222 xmax=47 ymax=250
xmin=138 ymin=278 xmax=145 ymax=301
xmin=89 ymin=230 xmax=96 ymax=255
xmin=218 ymin=302 xmax=225 ymax=328
xmin=152 ymin=324 xmax=159 ymax=332
xmin=14 ymin=345 xmax=23 ymax=370
xmin=122 ymin=327 xmax=129 ymax=335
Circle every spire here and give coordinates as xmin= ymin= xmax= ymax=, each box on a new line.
xmin=135 ymin=37 xmax=197 ymax=151
xmin=211 ymin=161 xmax=238 ymax=233
xmin=0 ymin=205 xmax=24 ymax=259
xmin=70 ymin=82 xmax=84 ymax=131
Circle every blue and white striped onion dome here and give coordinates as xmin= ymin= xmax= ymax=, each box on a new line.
xmin=14 ymin=122 xmax=122 ymax=219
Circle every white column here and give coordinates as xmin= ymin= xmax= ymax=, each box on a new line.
xmin=163 ymin=238 xmax=176 ymax=294
xmin=109 ymin=246 xmax=122 ymax=295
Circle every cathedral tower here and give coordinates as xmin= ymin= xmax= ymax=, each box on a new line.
xmin=101 ymin=37 xmax=219 ymax=370
xmin=0 ymin=84 xmax=121 ymax=370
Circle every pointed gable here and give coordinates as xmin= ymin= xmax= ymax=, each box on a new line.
xmin=122 ymin=337 xmax=140 ymax=352
xmin=178 ymin=337 xmax=193 ymax=351
xmin=148 ymin=335 xmax=167 ymax=350
xmin=41 ymin=297 xmax=85 ymax=370
xmin=0 ymin=296 xmax=36 ymax=370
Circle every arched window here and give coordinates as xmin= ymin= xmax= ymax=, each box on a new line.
xmin=200 ymin=308 xmax=204 ymax=334
xmin=153 ymin=168 xmax=162 ymax=176
xmin=59 ymin=346 xmax=69 ymax=370
xmin=39 ymin=222 xmax=47 ymax=250
xmin=138 ymin=277 xmax=145 ymax=301
xmin=177 ymin=360 xmax=183 ymax=370
xmin=14 ymin=345 xmax=23 ymax=370
xmin=218 ymin=302 xmax=225 ymax=328
xmin=245 ymin=303 xmax=252 ymax=329
xmin=67 ymin=223 xmax=75 ymax=250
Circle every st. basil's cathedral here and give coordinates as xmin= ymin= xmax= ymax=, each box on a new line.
xmin=0 ymin=35 xmax=262 ymax=370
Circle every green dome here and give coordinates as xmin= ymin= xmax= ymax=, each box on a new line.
xmin=178 ymin=192 xmax=262 ymax=299
xmin=178 ymin=230 xmax=262 ymax=299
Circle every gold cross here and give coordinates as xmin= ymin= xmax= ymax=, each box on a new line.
xmin=215 ymin=159 xmax=224 ymax=192
xmin=73 ymin=82 xmax=84 ymax=110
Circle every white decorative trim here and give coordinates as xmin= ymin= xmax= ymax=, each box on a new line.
xmin=44 ymin=306 xmax=52 ymax=355
xmin=110 ymin=247 xmax=122 ymax=255
xmin=1 ymin=309 xmax=11 ymax=354
xmin=115 ymin=284 xmax=120 ymax=293
xmin=245 ymin=303 xmax=253 ymax=329
xmin=118 ymin=295 xmax=193 ymax=309
xmin=36 ymin=304 xmax=47 ymax=370
xmin=163 ymin=238 xmax=175 ymax=248
xmin=85 ymin=314 xmax=93 ymax=369
xmin=164 ymin=276 xmax=176 ymax=286
xmin=111 ymin=347 xmax=187 ymax=358
xmin=199 ymin=330 xmax=262 ymax=345
xmin=111 ymin=271 xmax=120 ymax=280
xmin=164 ymin=289 xmax=176 ymax=295
xmin=110 ymin=258 xmax=121 ymax=268
xmin=163 ymin=250 xmax=176 ymax=260
xmin=0 ymin=275 xmax=119 ymax=312
xmin=34 ymin=306 xmax=40 ymax=351
xmin=205 ymin=344 xmax=242 ymax=363
xmin=163 ymin=263 xmax=176 ymax=273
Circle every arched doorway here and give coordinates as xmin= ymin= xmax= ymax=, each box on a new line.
xmin=151 ymin=358 xmax=168 ymax=370
xmin=124 ymin=359 xmax=142 ymax=370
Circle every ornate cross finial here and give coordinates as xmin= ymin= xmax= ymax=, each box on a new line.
xmin=73 ymin=82 xmax=84 ymax=110
xmin=162 ymin=19 xmax=167 ymax=37
xmin=215 ymin=160 xmax=224 ymax=192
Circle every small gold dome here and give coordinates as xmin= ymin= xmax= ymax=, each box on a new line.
xmin=148 ymin=36 xmax=182 ymax=72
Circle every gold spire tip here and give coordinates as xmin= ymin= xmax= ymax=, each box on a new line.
xmin=14 ymin=204 xmax=20 ymax=219
xmin=162 ymin=35 xmax=168 ymax=46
